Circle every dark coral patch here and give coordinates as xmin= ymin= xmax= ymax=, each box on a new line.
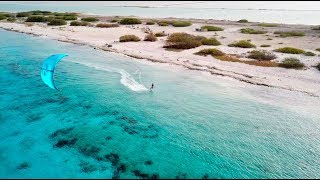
xmin=54 ymin=138 xmax=77 ymax=148
xmin=79 ymin=145 xmax=101 ymax=157
xmin=50 ymin=127 xmax=74 ymax=138
xmin=105 ymin=136 xmax=112 ymax=140
xmin=144 ymin=160 xmax=153 ymax=166
xmin=17 ymin=162 xmax=30 ymax=170
xmin=105 ymin=153 xmax=120 ymax=166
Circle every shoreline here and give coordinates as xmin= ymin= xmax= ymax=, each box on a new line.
xmin=0 ymin=14 xmax=319 ymax=97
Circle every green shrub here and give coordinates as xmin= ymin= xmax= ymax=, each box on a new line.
xmin=304 ymin=51 xmax=316 ymax=56
xmin=316 ymin=63 xmax=320 ymax=71
xmin=119 ymin=18 xmax=141 ymax=25
xmin=119 ymin=35 xmax=141 ymax=42
xmin=48 ymin=19 xmax=67 ymax=26
xmin=7 ymin=17 xmax=17 ymax=22
xmin=16 ymin=12 xmax=31 ymax=17
xmin=81 ymin=17 xmax=99 ymax=22
xmin=274 ymin=31 xmax=305 ymax=37
xmin=164 ymin=32 xmax=202 ymax=49
xmin=247 ymin=50 xmax=276 ymax=61
xmin=274 ymin=47 xmax=305 ymax=54
xmin=312 ymin=26 xmax=320 ymax=30
xmin=260 ymin=44 xmax=271 ymax=47
xmin=0 ymin=15 xmax=6 ymax=20
xmin=267 ymin=38 xmax=273 ymax=40
xmin=155 ymin=32 xmax=166 ymax=37
xmin=201 ymin=25 xmax=224 ymax=31
xmin=0 ymin=13 xmax=14 ymax=18
xmin=194 ymin=48 xmax=225 ymax=56
xmin=144 ymin=33 xmax=157 ymax=42
xmin=201 ymin=37 xmax=221 ymax=46
xmin=316 ymin=48 xmax=320 ymax=52
xmin=157 ymin=21 xmax=170 ymax=26
xmin=111 ymin=19 xmax=118 ymax=23
xmin=172 ymin=21 xmax=192 ymax=27
xmin=238 ymin=19 xmax=249 ymax=23
xmin=146 ymin=21 xmax=155 ymax=25
xmin=62 ymin=15 xmax=77 ymax=20
xmin=26 ymin=15 xmax=47 ymax=22
xmin=96 ymin=23 xmax=119 ymax=28
xmin=228 ymin=40 xmax=256 ymax=48
xmin=258 ymin=23 xmax=278 ymax=27
xmin=240 ymin=28 xmax=267 ymax=34
xmin=70 ymin=21 xmax=89 ymax=26
xmin=279 ymin=58 xmax=305 ymax=69
xmin=29 ymin=10 xmax=52 ymax=15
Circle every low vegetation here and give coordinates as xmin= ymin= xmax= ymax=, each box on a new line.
xmin=304 ymin=51 xmax=316 ymax=56
xmin=316 ymin=48 xmax=320 ymax=52
xmin=201 ymin=37 xmax=221 ymax=46
xmin=146 ymin=21 xmax=155 ymax=25
xmin=274 ymin=31 xmax=305 ymax=37
xmin=316 ymin=63 xmax=320 ymax=71
xmin=247 ymin=50 xmax=277 ymax=61
xmin=214 ymin=54 xmax=279 ymax=67
xmin=240 ymin=28 xmax=267 ymax=34
xmin=201 ymin=25 xmax=224 ymax=31
xmin=7 ymin=17 xmax=17 ymax=22
xmin=96 ymin=23 xmax=119 ymax=28
xmin=228 ymin=40 xmax=256 ymax=48
xmin=155 ymin=32 xmax=166 ymax=37
xmin=172 ymin=21 xmax=192 ymax=27
xmin=312 ymin=26 xmax=320 ymax=30
xmin=81 ymin=17 xmax=99 ymax=22
xmin=119 ymin=18 xmax=141 ymax=25
xmin=258 ymin=23 xmax=278 ymax=27
xmin=70 ymin=21 xmax=89 ymax=26
xmin=110 ymin=19 xmax=118 ymax=23
xmin=237 ymin=19 xmax=249 ymax=23
xmin=47 ymin=19 xmax=67 ymax=26
xmin=16 ymin=12 xmax=31 ymax=17
xmin=279 ymin=58 xmax=305 ymax=69
xmin=29 ymin=10 xmax=52 ymax=15
xmin=0 ymin=15 xmax=6 ymax=20
xmin=194 ymin=48 xmax=225 ymax=56
xmin=144 ymin=33 xmax=157 ymax=42
xmin=119 ymin=35 xmax=141 ymax=42
xmin=164 ymin=33 xmax=202 ymax=49
xmin=157 ymin=21 xmax=170 ymax=26
xmin=25 ymin=15 xmax=48 ymax=22
xmin=274 ymin=47 xmax=305 ymax=54
xmin=260 ymin=44 xmax=271 ymax=47
xmin=267 ymin=38 xmax=273 ymax=40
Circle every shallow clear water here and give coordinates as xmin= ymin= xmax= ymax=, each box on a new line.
xmin=1 ymin=29 xmax=320 ymax=178
xmin=0 ymin=1 xmax=320 ymax=25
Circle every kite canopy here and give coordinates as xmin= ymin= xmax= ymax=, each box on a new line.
xmin=41 ymin=54 xmax=68 ymax=90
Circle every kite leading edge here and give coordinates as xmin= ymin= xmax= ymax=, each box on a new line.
xmin=41 ymin=54 xmax=68 ymax=90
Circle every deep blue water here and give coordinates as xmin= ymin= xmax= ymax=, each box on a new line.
xmin=0 ymin=29 xmax=320 ymax=178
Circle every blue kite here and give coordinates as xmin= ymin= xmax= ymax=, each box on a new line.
xmin=41 ymin=54 xmax=68 ymax=90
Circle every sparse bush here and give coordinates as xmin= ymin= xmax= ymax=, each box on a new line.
xmin=157 ymin=21 xmax=169 ymax=26
xmin=247 ymin=50 xmax=277 ymax=61
xmin=267 ymin=38 xmax=273 ymax=40
xmin=0 ymin=15 xmax=6 ymax=20
xmin=144 ymin=33 xmax=157 ymax=41
xmin=119 ymin=35 xmax=141 ymax=42
xmin=146 ymin=21 xmax=155 ymax=25
xmin=0 ymin=13 xmax=14 ymax=18
xmin=48 ymin=19 xmax=67 ymax=26
xmin=96 ymin=23 xmax=119 ymax=28
xmin=172 ymin=21 xmax=192 ymax=27
xmin=228 ymin=40 xmax=256 ymax=48
xmin=16 ymin=12 xmax=31 ymax=17
xmin=26 ymin=15 xmax=47 ymax=22
xmin=201 ymin=25 xmax=223 ymax=31
xmin=260 ymin=44 xmax=271 ymax=47
xmin=274 ymin=31 xmax=305 ymax=37
xmin=195 ymin=48 xmax=225 ymax=56
xmin=316 ymin=48 xmax=320 ymax=52
xmin=70 ymin=21 xmax=89 ymax=26
xmin=111 ymin=19 xmax=118 ymax=23
xmin=119 ymin=18 xmax=141 ymax=25
xmin=279 ymin=58 xmax=305 ymax=69
xmin=30 ymin=10 xmax=52 ymax=15
xmin=238 ymin=19 xmax=249 ymax=23
xmin=312 ymin=26 xmax=320 ymax=30
xmin=81 ymin=17 xmax=99 ymax=22
xmin=258 ymin=23 xmax=278 ymax=27
xmin=201 ymin=37 xmax=221 ymax=46
xmin=164 ymin=32 xmax=202 ymax=49
xmin=304 ymin=51 xmax=316 ymax=56
xmin=316 ymin=63 xmax=320 ymax=71
xmin=155 ymin=32 xmax=166 ymax=37
xmin=7 ymin=17 xmax=17 ymax=22
xmin=62 ymin=16 xmax=77 ymax=20
xmin=240 ymin=28 xmax=267 ymax=34
xmin=274 ymin=47 xmax=305 ymax=54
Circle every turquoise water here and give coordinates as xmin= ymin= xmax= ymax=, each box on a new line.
xmin=1 ymin=1 xmax=320 ymax=25
xmin=1 ymin=29 xmax=320 ymax=178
